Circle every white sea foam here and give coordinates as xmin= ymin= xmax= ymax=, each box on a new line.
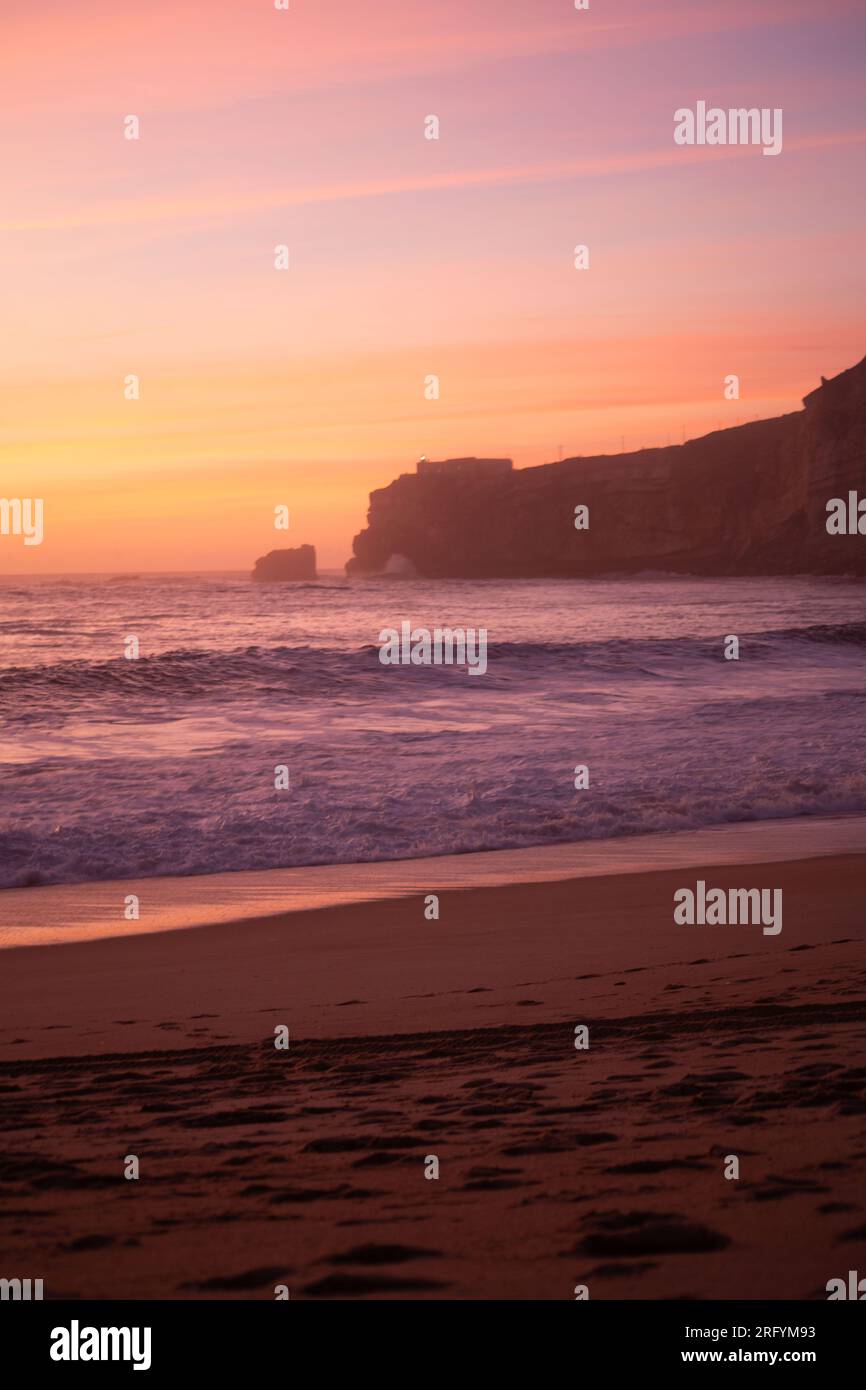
xmin=1 ymin=573 xmax=865 ymax=888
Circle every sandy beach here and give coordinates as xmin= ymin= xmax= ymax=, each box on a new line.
xmin=2 ymin=825 xmax=865 ymax=1300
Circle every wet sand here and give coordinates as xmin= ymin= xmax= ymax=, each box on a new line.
xmin=4 ymin=813 xmax=866 ymax=948
xmin=1 ymin=843 xmax=865 ymax=1299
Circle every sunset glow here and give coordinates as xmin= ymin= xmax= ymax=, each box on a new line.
xmin=2 ymin=0 xmax=865 ymax=571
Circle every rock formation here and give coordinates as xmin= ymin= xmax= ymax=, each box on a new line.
xmin=346 ymin=357 xmax=866 ymax=577
xmin=252 ymin=544 xmax=317 ymax=581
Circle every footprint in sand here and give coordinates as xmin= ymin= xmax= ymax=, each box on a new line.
xmin=577 ymin=1210 xmax=730 ymax=1256
xmin=183 ymin=1266 xmax=292 ymax=1291
xmin=327 ymin=1243 xmax=442 ymax=1266
xmin=303 ymin=1273 xmax=448 ymax=1297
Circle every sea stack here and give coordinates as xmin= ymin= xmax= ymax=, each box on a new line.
xmin=251 ymin=544 xmax=317 ymax=582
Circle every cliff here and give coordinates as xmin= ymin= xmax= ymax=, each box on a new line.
xmin=346 ymin=356 xmax=866 ymax=577
xmin=252 ymin=544 xmax=317 ymax=581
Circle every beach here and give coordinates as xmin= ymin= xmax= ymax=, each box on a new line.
xmin=2 ymin=825 xmax=865 ymax=1300
xmin=2 ymin=575 xmax=865 ymax=1300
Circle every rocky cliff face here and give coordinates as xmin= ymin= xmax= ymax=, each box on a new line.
xmin=346 ymin=356 xmax=866 ymax=577
xmin=252 ymin=544 xmax=317 ymax=581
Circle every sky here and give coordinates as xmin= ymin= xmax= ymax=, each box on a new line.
xmin=1 ymin=0 xmax=865 ymax=572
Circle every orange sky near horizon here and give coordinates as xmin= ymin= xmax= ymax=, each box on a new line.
xmin=2 ymin=0 xmax=865 ymax=573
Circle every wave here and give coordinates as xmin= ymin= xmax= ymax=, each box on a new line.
xmin=2 ymin=619 xmax=864 ymax=712
xmin=3 ymin=757 xmax=866 ymax=890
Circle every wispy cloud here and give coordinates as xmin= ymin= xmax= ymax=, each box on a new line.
xmin=4 ymin=129 xmax=865 ymax=234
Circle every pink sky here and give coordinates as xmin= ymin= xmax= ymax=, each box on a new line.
xmin=1 ymin=0 xmax=865 ymax=571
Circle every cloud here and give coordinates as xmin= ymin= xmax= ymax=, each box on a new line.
xmin=3 ymin=128 xmax=864 ymax=234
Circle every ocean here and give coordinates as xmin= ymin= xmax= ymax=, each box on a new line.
xmin=1 ymin=571 xmax=864 ymax=889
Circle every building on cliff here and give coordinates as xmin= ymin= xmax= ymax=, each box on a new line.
xmin=416 ymin=456 xmax=513 ymax=477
